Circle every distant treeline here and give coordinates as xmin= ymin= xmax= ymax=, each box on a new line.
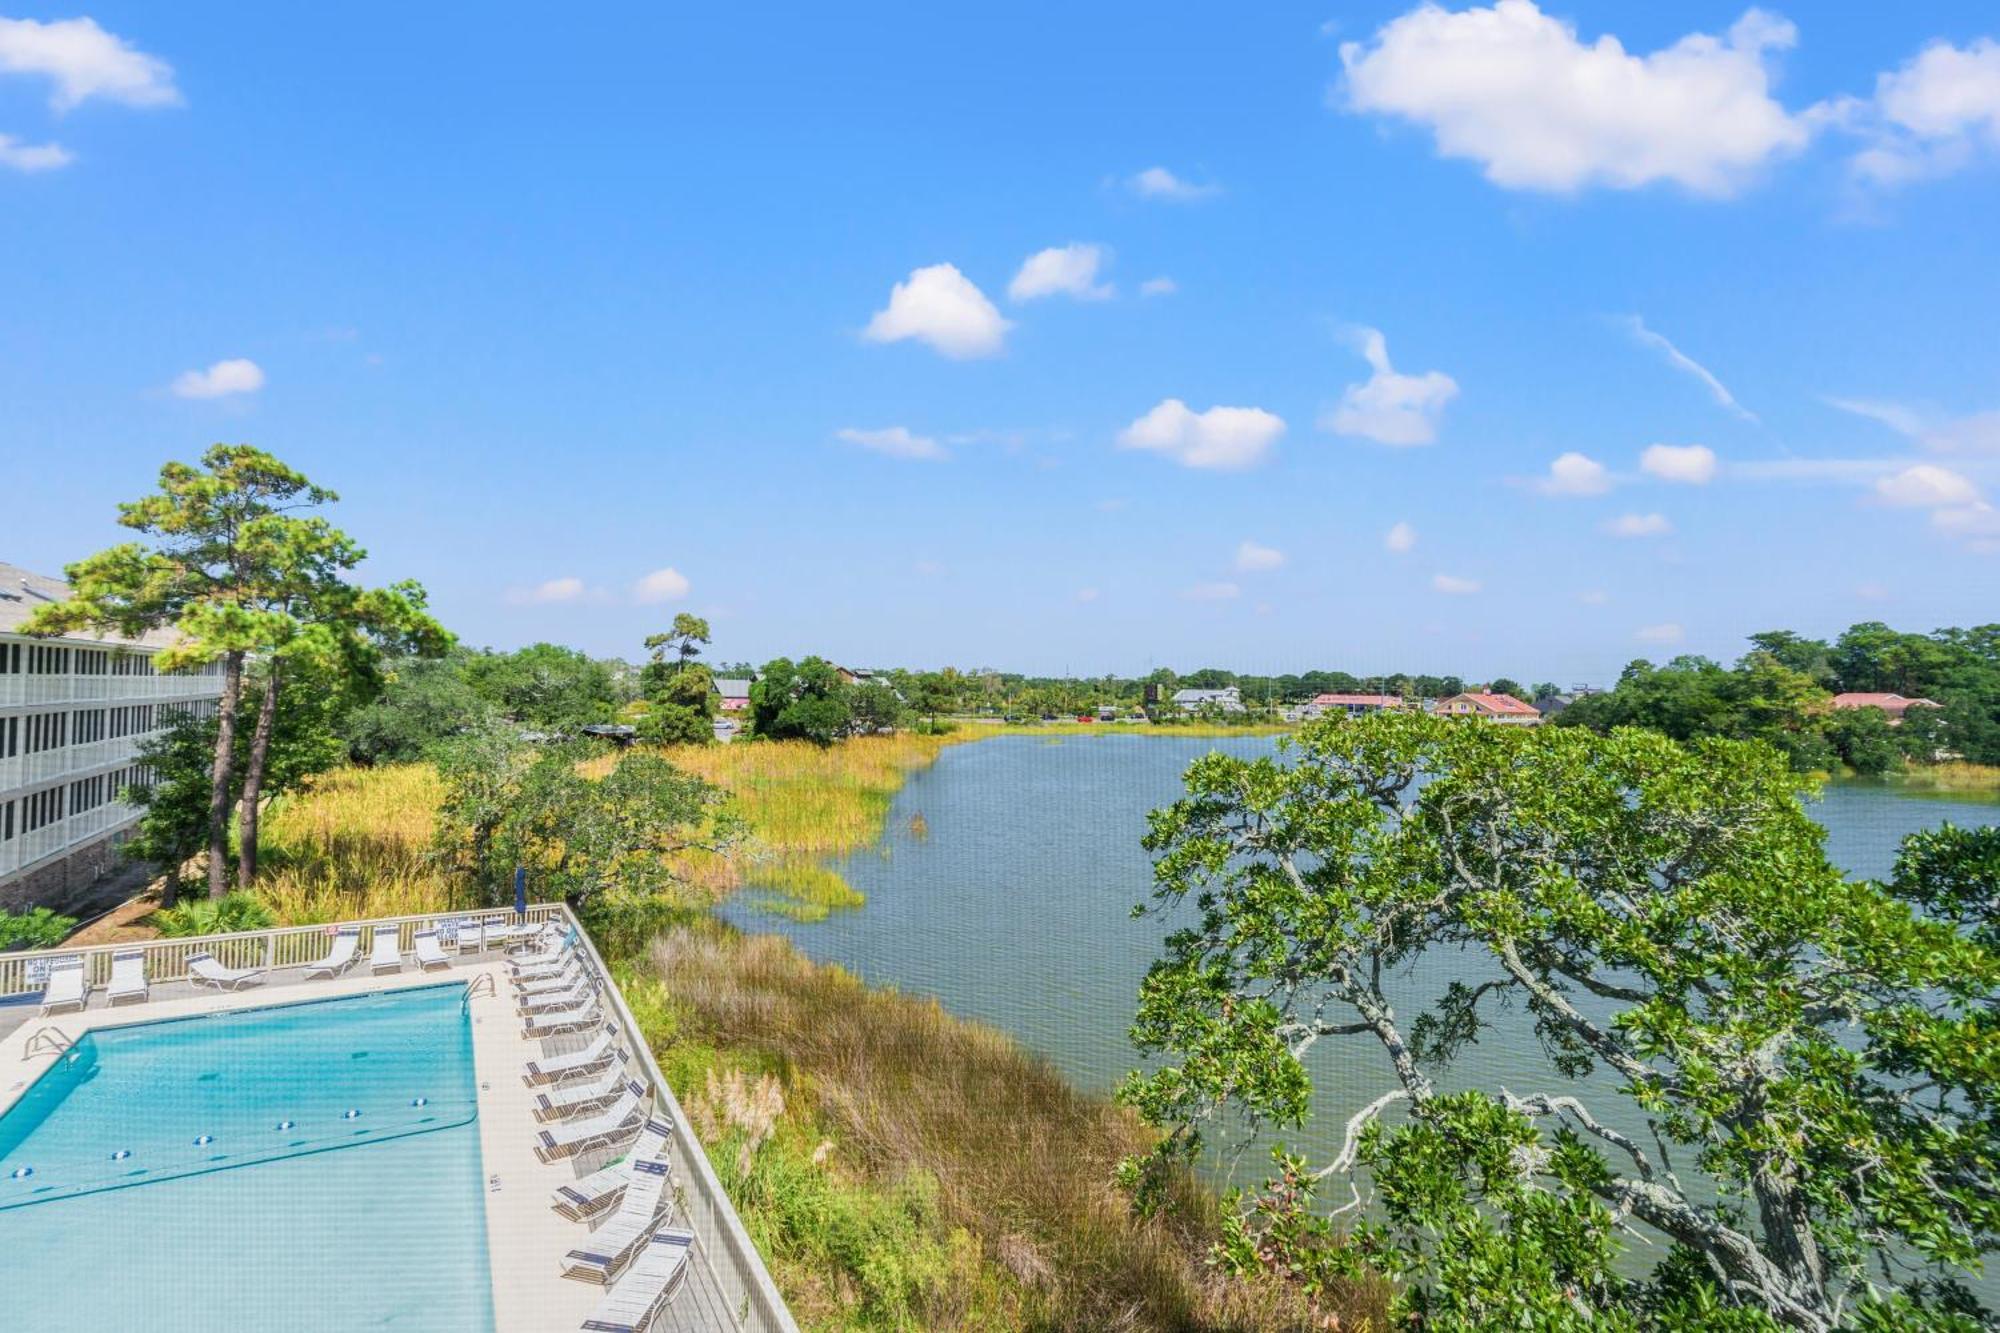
xmin=337 ymin=620 xmax=2000 ymax=774
xmin=1550 ymin=623 xmax=2000 ymax=773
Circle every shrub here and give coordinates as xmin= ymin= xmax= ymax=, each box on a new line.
xmin=0 ymin=907 xmax=78 ymax=951
xmin=153 ymin=892 xmax=276 ymax=937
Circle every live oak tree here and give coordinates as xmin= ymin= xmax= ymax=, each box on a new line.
xmin=26 ymin=446 xmax=445 ymax=896
xmin=1119 ymin=711 xmax=1998 ymax=1331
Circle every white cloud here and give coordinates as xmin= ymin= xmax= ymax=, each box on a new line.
xmin=0 ymin=16 xmax=180 ymax=110
xmin=1855 ymin=580 xmax=1891 ymax=600
xmin=1384 ymin=520 xmax=1417 ymax=553
xmin=1578 ymin=588 xmax=1610 ymax=605
xmin=1128 ymin=166 xmax=1221 ymax=201
xmin=170 ymin=358 xmax=264 ymax=399
xmin=1009 ymin=243 xmax=1112 ymax=302
xmin=1074 ymin=587 xmax=1101 ymax=603
xmin=632 ymin=567 xmax=691 ymax=604
xmin=1874 ymin=463 xmax=1980 ymax=508
xmin=508 ymin=577 xmax=586 ymax=606
xmin=1729 ymin=456 xmax=1903 ymax=484
xmin=1139 ymin=276 xmax=1178 ymax=297
xmin=1640 ymin=442 xmax=1719 ymax=484
xmin=0 ymin=133 xmax=70 ymax=171
xmin=913 ymin=559 xmax=945 ymax=577
xmin=1603 ymin=512 xmax=1673 ymax=538
xmin=1846 ymin=38 xmax=2000 ymax=186
xmin=1118 ymin=399 xmax=1286 ymax=470
xmin=837 ymin=426 xmax=946 ymax=461
xmin=1622 ymin=317 xmax=1756 ymax=422
xmin=1432 ymin=573 xmax=1481 ymax=595
xmin=1932 ymin=502 xmax=2000 ymax=545
xmin=1234 ymin=540 xmax=1286 ymax=573
xmin=1635 ymin=622 xmax=1685 ymax=644
xmin=1184 ymin=580 xmax=1241 ymax=601
xmin=1829 ymin=397 xmax=2000 ymax=455
xmin=1337 ymin=3 xmax=1811 ymax=196
xmin=1537 ymin=451 xmax=1612 ymax=496
xmin=862 ymin=263 xmax=1011 ymax=359
xmin=1321 ymin=327 xmax=1457 ymax=446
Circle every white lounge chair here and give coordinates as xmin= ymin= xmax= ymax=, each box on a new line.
xmin=413 ymin=930 xmax=452 ymax=971
xmin=523 ymin=1024 xmax=624 ymax=1086
xmin=512 ymin=928 xmax=579 ymax=973
xmin=535 ymin=1081 xmax=647 ymax=1163
xmin=534 ymin=1061 xmax=631 ymax=1122
xmin=516 ymin=954 xmax=587 ymax=996
xmin=461 ymin=918 xmax=527 ymax=952
xmin=506 ymin=921 xmax=564 ymax=954
xmin=38 ymin=957 xmax=87 ymax=1015
xmin=524 ymin=998 xmax=602 ymax=1039
xmin=369 ymin=930 xmax=403 ymax=974
xmin=514 ymin=949 xmax=579 ymax=985
xmin=560 ymin=1157 xmax=674 ymax=1284
xmin=551 ymin=1116 xmax=674 ymax=1221
xmin=519 ymin=974 xmax=595 ymax=1016
xmin=188 ymin=951 xmax=266 ymax=992
xmin=579 ymin=1227 xmax=695 ymax=1331
xmin=106 ymin=949 xmax=148 ymax=1006
xmin=303 ymin=927 xmax=361 ymax=980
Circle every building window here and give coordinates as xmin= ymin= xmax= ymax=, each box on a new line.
xmin=24 ymin=710 xmax=68 ymax=753
xmin=0 ymin=641 xmax=20 ymax=674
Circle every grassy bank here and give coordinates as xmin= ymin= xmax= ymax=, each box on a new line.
xmin=627 ymin=923 xmax=1356 ymax=1331
xmin=1889 ymin=760 xmax=2000 ymax=794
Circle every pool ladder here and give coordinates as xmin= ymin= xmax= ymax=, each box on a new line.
xmin=21 ymin=1026 xmax=75 ymax=1060
xmin=461 ymin=973 xmax=496 ymax=1013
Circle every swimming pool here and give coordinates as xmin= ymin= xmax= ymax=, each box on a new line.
xmin=0 ymin=983 xmax=494 ymax=1330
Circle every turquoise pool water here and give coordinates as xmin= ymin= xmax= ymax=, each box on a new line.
xmin=0 ymin=983 xmax=494 ymax=1330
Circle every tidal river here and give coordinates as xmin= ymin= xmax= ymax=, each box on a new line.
xmin=724 ymin=732 xmax=2000 ymax=1193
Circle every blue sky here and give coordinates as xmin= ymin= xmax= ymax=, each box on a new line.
xmin=3 ymin=4 xmax=1998 ymax=682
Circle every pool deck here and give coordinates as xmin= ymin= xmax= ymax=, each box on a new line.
xmin=0 ymin=955 xmax=737 ymax=1332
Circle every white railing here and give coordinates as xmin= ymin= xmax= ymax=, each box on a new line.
xmin=0 ymin=903 xmax=567 ymax=998
xmin=565 ymin=912 xmax=802 ymax=1333
xmin=0 ymin=902 xmax=801 ymax=1333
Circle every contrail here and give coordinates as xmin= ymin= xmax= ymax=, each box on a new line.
xmin=1622 ymin=315 xmax=1759 ymax=424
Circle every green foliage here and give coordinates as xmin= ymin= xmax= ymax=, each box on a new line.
xmin=749 ymin=656 xmax=856 ymax=746
xmin=636 ymin=701 xmax=714 ymax=746
xmin=153 ymin=892 xmax=276 ymax=937
xmin=640 ymin=612 xmax=712 ymax=697
xmin=1561 ymin=623 xmax=2000 ymax=773
xmin=0 ymin=907 xmax=78 ymax=951
xmin=462 ymin=642 xmax=620 ymax=732
xmin=1120 ymin=711 xmax=2000 ymax=1330
xmin=431 ymin=733 xmax=737 ymax=906
xmin=342 ymin=653 xmax=497 ymax=764
xmin=1825 ymin=705 xmax=1901 ymax=776
xmin=122 ymin=709 xmax=227 ymax=890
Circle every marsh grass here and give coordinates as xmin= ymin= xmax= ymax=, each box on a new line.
xmin=1891 ymin=760 xmax=2000 ymax=794
xmin=632 ymin=732 xmax=988 ymax=915
xmin=251 ymin=764 xmax=477 ymax=923
xmin=646 ymin=924 xmax=1373 ymax=1332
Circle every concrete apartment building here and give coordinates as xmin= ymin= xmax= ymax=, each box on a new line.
xmin=1 ymin=562 xmax=225 ymax=914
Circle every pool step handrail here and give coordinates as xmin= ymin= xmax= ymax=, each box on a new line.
xmin=20 ymin=1025 xmax=73 ymax=1059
